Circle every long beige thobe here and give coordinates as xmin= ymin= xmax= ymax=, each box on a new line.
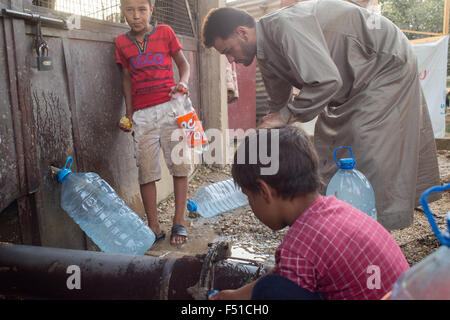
xmin=256 ymin=0 xmax=441 ymax=230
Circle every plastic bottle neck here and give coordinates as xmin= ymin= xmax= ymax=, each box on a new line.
xmin=171 ymin=94 xmax=192 ymax=115
xmin=338 ymin=158 xmax=356 ymax=170
xmin=187 ymin=199 xmax=197 ymax=213
xmin=57 ymin=156 xmax=74 ymax=182
xmin=57 ymin=169 xmax=72 ymax=183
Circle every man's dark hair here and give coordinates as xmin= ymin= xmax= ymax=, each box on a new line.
xmin=201 ymin=7 xmax=256 ymax=48
xmin=232 ymin=126 xmax=322 ymax=199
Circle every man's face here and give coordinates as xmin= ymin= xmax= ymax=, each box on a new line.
xmin=213 ymin=33 xmax=256 ymax=67
xmin=122 ymin=0 xmax=153 ymax=34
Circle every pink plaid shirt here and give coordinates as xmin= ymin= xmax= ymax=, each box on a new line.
xmin=273 ymin=195 xmax=409 ymax=300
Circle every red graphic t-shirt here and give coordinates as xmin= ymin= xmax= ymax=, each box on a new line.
xmin=115 ymin=24 xmax=182 ymax=110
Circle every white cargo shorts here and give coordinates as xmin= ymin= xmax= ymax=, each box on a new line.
xmin=132 ymin=100 xmax=192 ymax=185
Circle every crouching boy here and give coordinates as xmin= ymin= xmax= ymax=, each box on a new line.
xmin=210 ymin=126 xmax=409 ymax=300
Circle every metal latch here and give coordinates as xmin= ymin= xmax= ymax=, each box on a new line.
xmin=1 ymin=8 xmax=72 ymax=71
xmin=33 ymin=19 xmax=53 ymax=71
xmin=1 ymin=9 xmax=63 ymax=71
xmin=1 ymin=8 xmax=67 ymax=28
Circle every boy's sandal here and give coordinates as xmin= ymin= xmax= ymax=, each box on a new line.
xmin=170 ymin=224 xmax=189 ymax=245
xmin=154 ymin=231 xmax=166 ymax=244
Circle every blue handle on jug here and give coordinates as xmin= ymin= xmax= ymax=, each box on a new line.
xmin=333 ymin=146 xmax=356 ymax=170
xmin=57 ymin=156 xmax=73 ymax=182
xmin=420 ymin=183 xmax=450 ymax=247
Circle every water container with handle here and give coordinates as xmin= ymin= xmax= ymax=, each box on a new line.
xmin=187 ymin=178 xmax=249 ymax=218
xmin=390 ymin=183 xmax=450 ymax=300
xmin=326 ymin=146 xmax=377 ymax=220
xmin=55 ymin=156 xmax=155 ymax=255
xmin=171 ymin=90 xmax=208 ymax=154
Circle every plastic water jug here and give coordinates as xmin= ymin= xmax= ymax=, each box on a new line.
xmin=171 ymin=92 xmax=208 ymax=153
xmin=390 ymin=184 xmax=450 ymax=300
xmin=187 ymin=178 xmax=249 ymax=218
xmin=56 ymin=156 xmax=155 ymax=255
xmin=326 ymin=146 xmax=377 ymax=220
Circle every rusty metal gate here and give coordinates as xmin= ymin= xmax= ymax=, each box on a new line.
xmin=0 ymin=0 xmax=201 ymax=249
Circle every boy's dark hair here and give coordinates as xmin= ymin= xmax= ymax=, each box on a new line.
xmin=232 ymin=126 xmax=322 ymax=199
xmin=201 ymin=7 xmax=256 ymax=48
xmin=120 ymin=0 xmax=155 ymax=7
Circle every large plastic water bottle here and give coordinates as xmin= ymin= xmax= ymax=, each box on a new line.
xmin=326 ymin=146 xmax=377 ymax=220
xmin=187 ymin=179 xmax=249 ymax=218
xmin=390 ymin=184 xmax=450 ymax=300
xmin=55 ymin=157 xmax=155 ymax=255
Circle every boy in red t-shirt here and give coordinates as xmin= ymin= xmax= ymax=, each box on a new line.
xmin=210 ymin=126 xmax=410 ymax=300
xmin=115 ymin=0 xmax=191 ymax=245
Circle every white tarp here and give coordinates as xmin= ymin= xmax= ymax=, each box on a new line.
xmin=412 ymin=36 xmax=449 ymax=138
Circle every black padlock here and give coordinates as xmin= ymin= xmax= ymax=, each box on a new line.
xmin=34 ymin=21 xmax=53 ymax=71
xmin=37 ymin=56 xmax=53 ymax=71
xmin=37 ymin=43 xmax=53 ymax=71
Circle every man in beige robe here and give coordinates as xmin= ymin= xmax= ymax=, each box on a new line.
xmin=201 ymin=0 xmax=441 ymax=230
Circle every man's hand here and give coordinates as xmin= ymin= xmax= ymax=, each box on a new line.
xmin=256 ymin=112 xmax=285 ymax=129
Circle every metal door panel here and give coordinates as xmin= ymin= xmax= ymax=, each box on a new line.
xmin=0 ymin=18 xmax=21 ymax=213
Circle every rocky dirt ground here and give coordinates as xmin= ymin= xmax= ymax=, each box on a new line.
xmin=147 ymin=149 xmax=450 ymax=268
xmin=391 ymin=149 xmax=450 ymax=265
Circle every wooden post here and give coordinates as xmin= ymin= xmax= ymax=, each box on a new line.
xmin=444 ymin=0 xmax=450 ymax=35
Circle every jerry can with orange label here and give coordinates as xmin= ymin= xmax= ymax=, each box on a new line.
xmin=171 ymin=93 xmax=208 ymax=153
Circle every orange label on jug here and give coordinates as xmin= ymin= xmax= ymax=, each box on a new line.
xmin=176 ymin=110 xmax=208 ymax=148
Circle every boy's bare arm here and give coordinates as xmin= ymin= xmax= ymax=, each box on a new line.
xmin=209 ymin=268 xmax=274 ymax=300
xmin=119 ymin=67 xmax=133 ymax=132
xmin=172 ymin=50 xmax=190 ymax=94
xmin=122 ymin=68 xmax=133 ymax=118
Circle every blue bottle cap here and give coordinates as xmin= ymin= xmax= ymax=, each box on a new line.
xmin=57 ymin=156 xmax=73 ymax=183
xmin=187 ymin=199 xmax=197 ymax=213
xmin=333 ymin=146 xmax=357 ymax=170
xmin=339 ymin=158 xmax=356 ymax=169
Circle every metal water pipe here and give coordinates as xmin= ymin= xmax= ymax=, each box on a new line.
xmin=0 ymin=242 xmax=268 ymax=300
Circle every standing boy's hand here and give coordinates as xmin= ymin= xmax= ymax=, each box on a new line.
xmin=118 ymin=115 xmax=133 ymax=132
xmin=169 ymin=81 xmax=189 ymax=98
